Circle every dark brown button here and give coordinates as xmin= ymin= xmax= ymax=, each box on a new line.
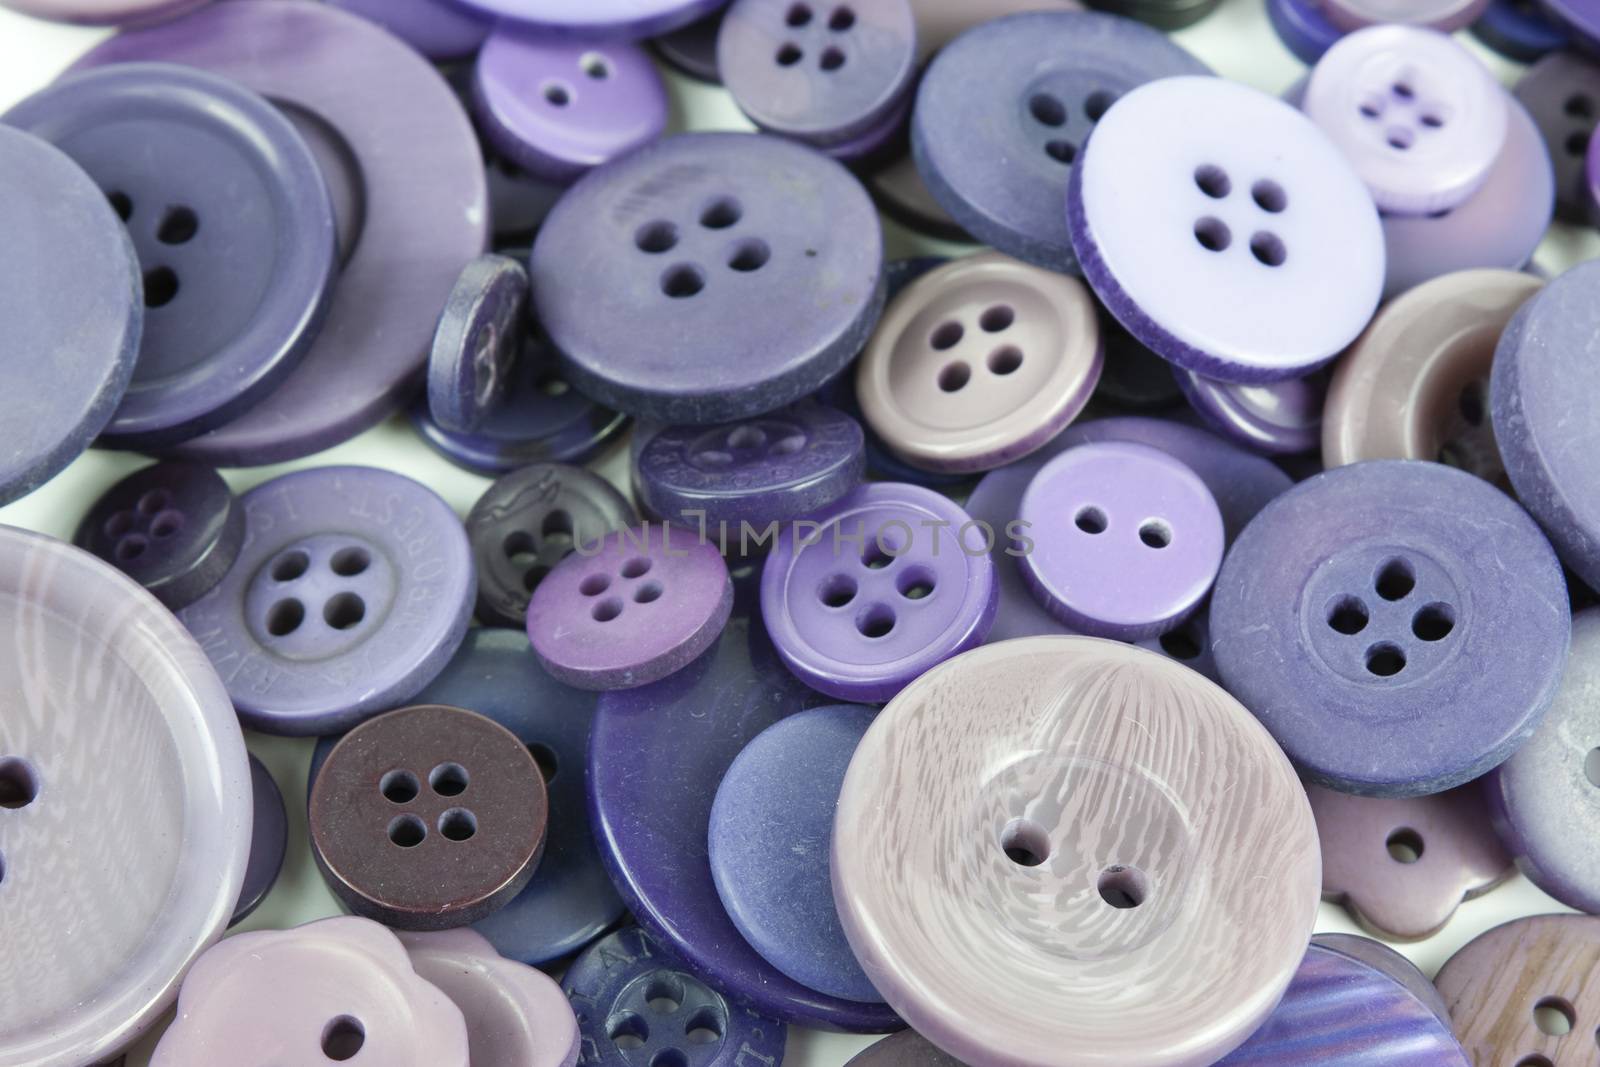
xmin=309 ymin=704 xmax=548 ymax=930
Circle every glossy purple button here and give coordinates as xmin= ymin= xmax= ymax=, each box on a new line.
xmin=531 ymin=132 xmax=884 ymax=425
xmin=428 ymin=254 xmax=528 ymax=435
xmin=719 ymin=0 xmax=917 ymax=148
xmin=1071 ymin=76 xmax=1384 ymax=384
xmin=1177 ymin=369 xmax=1326 ymax=455
xmin=1019 ymin=441 xmax=1225 ymax=640
xmin=761 ymin=482 xmax=998 ymax=702
xmin=474 ymin=26 xmax=668 ymax=185
xmin=1211 ymin=460 xmax=1570 ymax=797
xmin=527 ymin=524 xmax=733 ymax=690
xmin=1311 ymin=933 xmax=1453 ymax=1023
xmin=177 ymin=466 xmax=475 ymax=736
xmin=328 ymin=0 xmax=491 ymax=60
xmin=1514 ymin=50 xmax=1600 ymax=224
xmin=449 ymin=0 xmax=725 ymax=39
xmin=1487 ymin=606 xmax=1600 ymax=915
xmin=0 ymin=527 xmax=251 ymax=1067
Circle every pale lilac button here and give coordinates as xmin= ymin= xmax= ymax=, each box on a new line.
xmin=1317 ymin=0 xmax=1489 ymax=32
xmin=856 ymin=252 xmax=1102 ymax=474
xmin=0 ymin=0 xmax=206 ymax=23
xmin=1018 ymin=441 xmax=1224 ymax=640
xmin=526 ymin=524 xmax=733 ymax=690
xmin=831 ymin=637 xmax=1321 ymax=1067
xmin=473 ymin=26 xmax=668 ymax=186
xmin=1176 ymin=369 xmax=1326 ymax=455
xmin=1069 ymin=76 xmax=1385 ymax=384
xmin=1303 ymin=26 xmax=1508 ymax=215
xmin=150 ymin=917 xmax=469 ymax=1066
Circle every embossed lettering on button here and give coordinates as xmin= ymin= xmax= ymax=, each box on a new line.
xmin=856 ymin=251 xmax=1103 ymax=474
xmin=1070 ymin=76 xmax=1385 ymax=384
xmin=176 ymin=466 xmax=475 ymax=736
xmin=831 ymin=637 xmax=1320 ymax=1067
xmin=428 ymin=254 xmax=529 ymax=435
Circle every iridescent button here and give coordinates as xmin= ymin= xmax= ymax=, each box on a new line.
xmin=856 ymin=252 xmax=1102 ymax=474
xmin=832 ymin=637 xmax=1320 ymax=1067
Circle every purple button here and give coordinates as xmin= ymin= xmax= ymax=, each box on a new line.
xmin=428 ymin=254 xmax=528 ymax=435
xmin=1471 ymin=0 xmax=1569 ymax=61
xmin=328 ymin=0 xmax=491 ymax=60
xmin=234 ymin=753 xmax=288 ymax=927
xmin=1177 ymin=369 xmax=1326 ymax=455
xmin=653 ymin=9 xmax=723 ymax=82
xmin=1018 ymin=441 xmax=1225 ymax=640
xmin=449 ymin=0 xmax=726 ymax=40
xmin=761 ymin=482 xmax=998 ymax=702
xmin=1070 ymin=76 xmax=1384 ymax=384
xmin=1514 ymin=50 xmax=1600 ymax=224
xmin=1539 ymin=0 xmax=1600 ymax=48
xmin=1318 ymin=0 xmax=1489 ymax=31
xmin=0 ymin=0 xmax=206 ymax=23
xmin=1303 ymin=26 xmax=1508 ymax=215
xmin=909 ymin=0 xmax=1085 ymax=59
xmin=474 ymin=26 xmax=668 ymax=186
xmin=527 ymin=524 xmax=733 ymax=691
xmin=1267 ymin=0 xmax=1346 ymax=64
xmin=719 ymin=0 xmax=917 ymax=148
xmin=1310 ymin=933 xmax=1453 ymax=1023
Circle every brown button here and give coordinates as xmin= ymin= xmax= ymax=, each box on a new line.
xmin=309 ymin=705 xmax=548 ymax=930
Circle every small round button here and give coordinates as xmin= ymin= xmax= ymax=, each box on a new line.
xmin=1211 ymin=460 xmax=1570 ymax=797
xmin=310 ymin=705 xmax=549 ymax=931
xmin=428 ymin=255 xmax=529 ymax=435
xmin=832 ymin=637 xmax=1320 ymax=1067
xmin=1071 ymin=76 xmax=1384 ymax=383
xmin=1177 ymin=369 xmax=1326 ymax=455
xmin=856 ymin=251 xmax=1103 ymax=474
xmin=1514 ymin=50 xmax=1600 ymax=224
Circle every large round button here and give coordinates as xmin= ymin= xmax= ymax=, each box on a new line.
xmin=832 ymin=637 xmax=1320 ymax=1067
xmin=428 ymin=254 xmax=528 ymax=435
xmin=1071 ymin=76 xmax=1384 ymax=383
xmin=856 ymin=251 xmax=1102 ymax=473
xmin=176 ymin=466 xmax=475 ymax=735
xmin=913 ymin=11 xmax=1210 ymax=274
xmin=310 ymin=704 xmax=549 ymax=930
xmin=0 ymin=527 xmax=251 ymax=1067
xmin=1210 ymin=460 xmax=1570 ymax=796
xmin=6 ymin=62 xmax=336 ymax=448
xmin=761 ymin=482 xmax=998 ymax=702
xmin=533 ymin=132 xmax=883 ymax=425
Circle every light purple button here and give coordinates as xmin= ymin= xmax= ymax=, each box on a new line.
xmin=1069 ymin=76 xmax=1385 ymax=384
xmin=328 ymin=0 xmax=491 ymax=60
xmin=761 ymin=482 xmax=998 ymax=702
xmin=1303 ymin=26 xmax=1508 ymax=215
xmin=1176 ymin=369 xmax=1326 ymax=455
xmin=1018 ymin=441 xmax=1224 ymax=640
xmin=449 ymin=0 xmax=725 ymax=40
xmin=526 ymin=524 xmax=733 ymax=691
xmin=473 ymin=25 xmax=668 ymax=186
xmin=0 ymin=0 xmax=207 ymax=24
xmin=1317 ymin=0 xmax=1489 ymax=33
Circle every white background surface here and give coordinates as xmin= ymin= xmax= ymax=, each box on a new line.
xmin=0 ymin=1 xmax=1596 ymax=1063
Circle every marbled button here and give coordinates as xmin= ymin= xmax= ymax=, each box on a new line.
xmin=1177 ymin=369 xmax=1326 ymax=455
xmin=1319 ymin=0 xmax=1489 ymax=31
xmin=1435 ymin=914 xmax=1600 ymax=1067
xmin=0 ymin=527 xmax=251 ymax=1067
xmin=428 ymin=254 xmax=528 ymax=435
xmin=149 ymin=917 xmax=469 ymax=1066
xmin=177 ymin=466 xmax=475 ymax=735
xmin=761 ymin=482 xmax=998 ymax=702
xmin=1323 ymin=268 xmax=1538 ymax=488
xmin=328 ymin=0 xmax=491 ymax=60
xmin=233 ymin=754 xmax=288 ymax=927
xmin=832 ymin=637 xmax=1321 ymax=1067
xmin=1310 ymin=779 xmax=1514 ymax=941
xmin=1211 ymin=460 xmax=1570 ymax=796
xmin=856 ymin=251 xmax=1102 ymax=474
xmin=474 ymin=26 xmax=668 ymax=185
xmin=1311 ymin=932 xmax=1453 ymax=1023
xmin=1514 ymin=51 xmax=1600 ymax=224
xmin=1019 ymin=441 xmax=1225 ymax=640
xmin=1071 ymin=76 xmax=1384 ymax=383
xmin=75 ymin=461 xmax=244 ymax=611
xmin=310 ymin=705 xmax=548 ymax=930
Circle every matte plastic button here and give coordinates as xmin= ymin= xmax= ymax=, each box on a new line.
xmin=310 ymin=704 xmax=549 ymax=930
xmin=761 ymin=482 xmax=998 ymax=702
xmin=74 ymin=461 xmax=244 ymax=611
xmin=709 ymin=705 xmax=884 ymax=1004
xmin=0 ymin=527 xmax=251 ymax=1067
xmin=910 ymin=0 xmax=1082 ymax=59
xmin=1487 ymin=606 xmax=1600 ymax=915
xmin=474 ymin=26 xmax=668 ymax=185
xmin=177 ymin=466 xmax=475 ymax=735
xmin=1210 ymin=460 xmax=1570 ymax=796
xmin=527 ymin=524 xmax=733 ymax=690
xmin=75 ymin=0 xmax=488 ymax=466
xmin=637 ymin=404 xmax=866 ymax=528
xmin=913 ymin=11 xmax=1210 ymax=274
xmin=561 ymin=926 xmax=788 ymax=1067
xmin=1019 ymin=441 xmax=1225 ymax=640
xmin=1177 ymin=369 xmax=1326 ymax=455
xmin=328 ymin=0 xmax=490 ymax=60
xmin=832 ymin=637 xmax=1320 ymax=1067
xmin=1318 ymin=0 xmax=1489 ymax=31
xmin=148 ymin=917 xmax=469 ymax=1067
xmin=0 ymin=125 xmax=139 ymax=507
xmin=1303 ymin=26 xmax=1507 ymax=215
xmin=532 ymin=132 xmax=884 ymax=425
xmin=1309 ymin=779 xmax=1513 ymax=941
xmin=6 ymin=63 xmax=336 ymax=448
xmin=1323 ymin=268 xmax=1538 ymax=486
xmin=1434 ymin=914 xmax=1600 ymax=1067
xmin=856 ymin=251 xmax=1103 ymax=474
xmin=1471 ymin=0 xmax=1569 ymax=61
xmin=1514 ymin=51 xmax=1600 ymax=224
xmin=428 ymin=254 xmax=528 ymax=435
xmin=449 ymin=0 xmax=725 ymax=39
xmin=719 ymin=0 xmax=917 ymax=148
xmin=1071 ymin=76 xmax=1384 ymax=383
xmin=467 ymin=462 xmax=638 ymax=629
xmin=234 ymin=754 xmax=288 ymax=927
